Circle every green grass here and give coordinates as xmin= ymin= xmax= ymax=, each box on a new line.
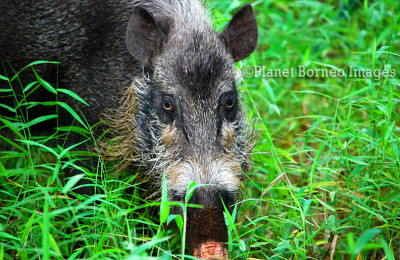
xmin=1 ymin=0 xmax=400 ymax=259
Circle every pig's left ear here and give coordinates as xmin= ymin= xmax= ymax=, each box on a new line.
xmin=126 ymin=7 xmax=168 ymax=65
xmin=221 ymin=4 xmax=258 ymax=62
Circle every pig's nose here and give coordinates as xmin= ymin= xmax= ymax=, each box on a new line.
xmin=187 ymin=187 xmax=235 ymax=213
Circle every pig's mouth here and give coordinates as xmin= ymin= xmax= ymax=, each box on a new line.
xmin=187 ymin=207 xmax=230 ymax=260
xmin=193 ymin=241 xmax=229 ymax=260
xmin=169 ymin=188 xmax=235 ymax=259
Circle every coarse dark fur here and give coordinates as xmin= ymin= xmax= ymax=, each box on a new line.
xmin=0 ymin=0 xmax=138 ymax=121
xmin=0 ymin=0 xmax=258 ymax=256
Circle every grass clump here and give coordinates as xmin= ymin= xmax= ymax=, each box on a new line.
xmin=213 ymin=0 xmax=400 ymax=259
xmin=0 ymin=62 xmax=180 ymax=259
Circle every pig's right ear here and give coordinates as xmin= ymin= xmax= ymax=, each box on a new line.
xmin=126 ymin=7 xmax=167 ymax=65
xmin=221 ymin=5 xmax=258 ymax=62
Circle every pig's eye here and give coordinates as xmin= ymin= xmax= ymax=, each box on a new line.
xmin=225 ymin=97 xmax=237 ymax=121
xmin=158 ymin=97 xmax=175 ymax=123
xmin=163 ymin=99 xmax=174 ymax=113
xmin=226 ymin=98 xmax=235 ymax=109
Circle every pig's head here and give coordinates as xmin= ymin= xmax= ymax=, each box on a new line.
xmin=106 ymin=1 xmax=257 ymax=259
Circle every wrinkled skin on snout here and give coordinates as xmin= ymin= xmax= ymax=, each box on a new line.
xmin=107 ymin=1 xmax=258 ymax=259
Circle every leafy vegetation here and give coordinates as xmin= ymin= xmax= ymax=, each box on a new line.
xmin=1 ymin=0 xmax=399 ymax=259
